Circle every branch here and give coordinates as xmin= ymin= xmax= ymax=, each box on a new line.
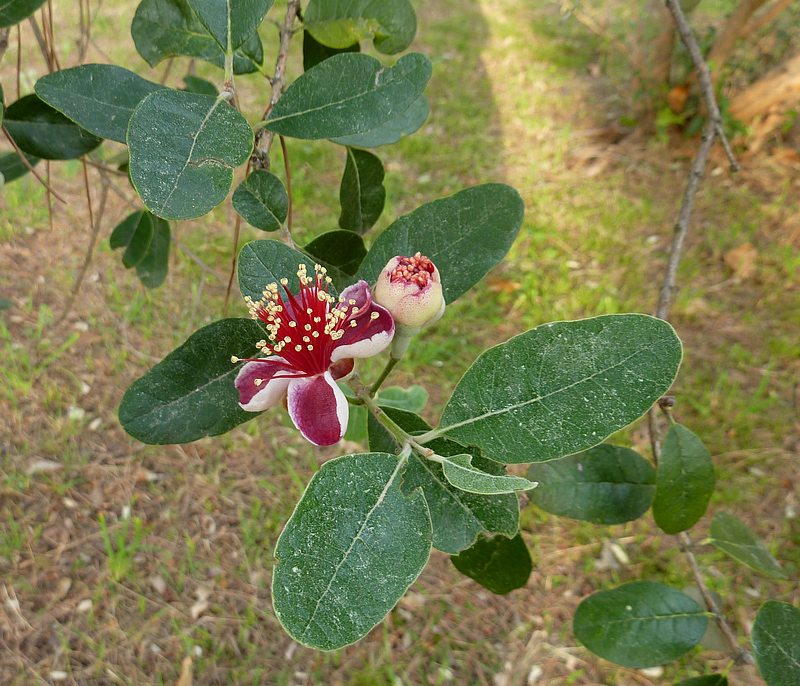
xmin=679 ymin=531 xmax=755 ymax=665
xmin=665 ymin=0 xmax=740 ymax=172
xmin=656 ymin=120 xmax=716 ymax=320
xmin=2 ymin=126 xmax=68 ymax=204
xmin=745 ymin=0 xmax=795 ymax=35
xmin=0 ymin=27 xmax=9 ymax=62
xmin=252 ymin=0 xmax=301 ymax=170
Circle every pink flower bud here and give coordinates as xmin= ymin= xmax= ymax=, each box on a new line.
xmin=373 ymin=253 xmax=445 ymax=329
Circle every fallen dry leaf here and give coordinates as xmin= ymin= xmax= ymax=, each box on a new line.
xmin=724 ymin=243 xmax=758 ymax=281
xmin=174 ymin=656 xmax=193 ymax=686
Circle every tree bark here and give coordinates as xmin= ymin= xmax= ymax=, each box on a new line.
xmin=706 ymin=0 xmax=769 ymax=83
xmin=632 ymin=0 xmax=676 ymax=123
xmin=729 ymin=50 xmax=800 ymax=121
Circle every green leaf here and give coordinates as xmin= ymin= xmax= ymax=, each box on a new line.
xmin=304 ymin=230 xmax=366 ymax=288
xmin=182 ymin=75 xmax=218 ymax=96
xmin=232 ymin=170 xmax=288 ymax=232
xmin=433 ymin=315 xmax=682 ymax=464
xmin=119 ymin=318 xmax=262 ymax=444
xmin=304 ymin=0 xmax=416 ymax=54
xmin=331 ymin=94 xmax=428 ymax=148
xmin=237 ymin=239 xmax=329 ymax=302
xmin=132 ymin=0 xmax=264 ymax=74
xmin=265 ymin=52 xmax=431 ymax=140
xmin=451 ymin=534 xmax=532 ymax=595
xmin=708 ymin=512 xmax=786 ymax=579
xmin=302 ymin=30 xmax=359 ymax=71
xmin=187 ymin=0 xmax=273 ymax=50
xmin=527 ymin=444 xmax=655 ymax=524
xmin=110 ymin=210 xmax=154 ymax=268
xmin=652 ymin=423 xmax=715 ymax=534
xmin=0 ymin=0 xmax=46 ymax=28
xmin=376 ymin=385 xmax=428 ymax=413
xmin=0 ymin=151 xmax=40 ymax=185
xmin=442 ymin=454 xmax=538 ymax=495
xmin=135 ymin=215 xmax=171 ymax=288
xmin=752 ymin=601 xmax=800 ymax=686
xmin=127 ymin=90 xmax=253 ymax=220
xmin=573 ymin=581 xmax=707 ymax=668
xmin=674 ymin=676 xmax=728 ymax=686
xmin=367 ymin=408 xmax=519 ymax=554
xmin=35 ymin=64 xmax=162 ymax=144
xmin=356 ymin=184 xmax=524 ymax=303
xmin=3 ymin=95 xmax=102 ymax=160
xmin=272 ymin=452 xmax=431 ymax=651
xmin=339 ymin=147 xmax=385 ymax=233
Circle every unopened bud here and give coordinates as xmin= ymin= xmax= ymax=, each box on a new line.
xmin=373 ymin=253 xmax=445 ymax=329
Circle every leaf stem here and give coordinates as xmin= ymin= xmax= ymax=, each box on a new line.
xmin=368 ymin=357 xmax=400 ymax=397
xmin=361 ymin=394 xmax=433 ymax=458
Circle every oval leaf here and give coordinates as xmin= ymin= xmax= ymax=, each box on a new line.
xmin=304 ymin=0 xmax=416 ymax=55
xmin=432 ymin=315 xmax=682 ymax=464
xmin=119 ymin=318 xmax=263 ymax=444
xmin=442 ymin=454 xmax=538 ymax=495
xmin=232 ymin=170 xmax=288 ymax=232
xmin=265 ymin=52 xmax=431 ymax=140
xmin=135 ymin=215 xmax=171 ymax=288
xmin=35 ymin=64 xmax=162 ymax=143
xmin=272 ymin=452 xmax=432 ymax=650
xmin=187 ymin=0 xmax=273 ymax=50
xmin=0 ymin=0 xmax=46 ymax=28
xmin=110 ymin=210 xmax=155 ymax=268
xmin=367 ymin=408 xmax=519 ymax=554
xmin=574 ymin=581 xmax=707 ymax=668
xmin=356 ymin=184 xmax=523 ymax=303
xmin=332 ymin=94 xmax=428 ymax=148
xmin=709 ymin=512 xmax=786 ymax=579
xmin=674 ymin=676 xmax=728 ymax=686
xmin=752 ymin=601 xmax=800 ymax=686
xmin=375 ymin=385 xmax=428 ymax=413
xmin=128 ymin=90 xmax=253 ymax=220
xmin=0 ymin=151 xmax=40 ymax=185
xmin=302 ymin=30 xmax=359 ymax=71
xmin=652 ymin=423 xmax=715 ymax=534
xmin=304 ymin=230 xmax=367 ymax=289
xmin=4 ymin=94 xmax=102 ymax=160
xmin=339 ymin=147 xmax=385 ymax=233
xmin=182 ymin=75 xmax=218 ymax=96
xmin=132 ymin=0 xmax=264 ymax=74
xmin=527 ymin=444 xmax=655 ymax=524
xmin=237 ymin=239 xmax=328 ymax=302
xmin=451 ymin=534 xmax=532 ymax=595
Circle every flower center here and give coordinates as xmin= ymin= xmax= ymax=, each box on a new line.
xmin=389 ymin=252 xmax=435 ymax=288
xmin=240 ymin=264 xmax=372 ymax=376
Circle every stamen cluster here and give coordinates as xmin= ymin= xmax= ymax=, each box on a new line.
xmin=389 ymin=252 xmax=436 ymax=287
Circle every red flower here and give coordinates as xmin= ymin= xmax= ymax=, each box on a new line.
xmin=233 ymin=264 xmax=394 ymax=446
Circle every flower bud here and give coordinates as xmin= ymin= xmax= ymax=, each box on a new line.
xmin=373 ymin=253 xmax=445 ymax=329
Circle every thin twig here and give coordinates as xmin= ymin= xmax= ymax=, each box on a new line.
xmin=679 ymin=531 xmax=755 ymax=665
xmin=369 ymin=357 xmax=400 ymax=397
xmin=223 ymin=158 xmax=251 ymax=316
xmin=45 ymin=160 xmax=53 ymax=231
xmin=252 ymin=0 xmax=301 ymax=170
xmin=664 ymin=0 xmax=739 ymax=171
xmin=26 ymin=15 xmax=49 ymax=66
xmin=45 ymin=0 xmax=60 ymax=70
xmin=2 ymin=126 xmax=68 ymax=203
xmin=645 ymin=13 xmax=753 ymax=662
xmin=656 ymin=120 xmax=716 ymax=319
xmin=16 ymin=24 xmax=22 ymax=98
xmin=279 ymin=134 xmax=295 ymax=247
xmin=57 ymin=161 xmax=109 ymax=325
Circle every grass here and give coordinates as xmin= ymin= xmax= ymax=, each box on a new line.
xmin=1 ymin=0 xmax=798 ymax=684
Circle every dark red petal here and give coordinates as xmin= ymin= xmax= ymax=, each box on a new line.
xmin=286 ymin=372 xmax=348 ymax=446
xmin=235 ymin=357 xmax=298 ymax=409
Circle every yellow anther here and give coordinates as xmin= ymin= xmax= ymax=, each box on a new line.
xmin=280 ymin=278 xmax=288 ymax=286
xmin=303 ymin=336 xmax=310 ymax=342
xmin=295 ymin=344 xmax=302 ymax=352
xmin=350 ymin=320 xmax=357 ymax=327
xmin=254 ymin=378 xmax=263 ymax=387
xmin=348 ymin=299 xmax=357 ymax=305
xmin=304 ymin=324 xmax=312 ymax=331
xmin=288 ymin=321 xmax=297 ymax=328
xmin=312 ymin=331 xmax=319 ymax=338
xmin=307 ymin=344 xmax=314 ymax=351
xmin=230 ymin=356 xmax=240 ymax=363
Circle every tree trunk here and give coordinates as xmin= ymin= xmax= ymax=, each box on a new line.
xmin=706 ymin=0 xmax=769 ymax=83
xmin=633 ymin=0 xmax=676 ymax=124
xmin=729 ymin=51 xmax=800 ymax=121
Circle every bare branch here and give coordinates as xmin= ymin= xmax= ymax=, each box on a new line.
xmin=2 ymin=126 xmax=68 ymax=204
xmin=746 ymin=0 xmax=795 ymax=35
xmin=679 ymin=531 xmax=755 ymax=665
xmin=665 ymin=0 xmax=740 ymax=172
xmin=656 ymin=120 xmax=716 ymax=320
xmin=252 ymin=0 xmax=301 ymax=170
xmin=706 ymin=0 xmax=768 ymax=81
